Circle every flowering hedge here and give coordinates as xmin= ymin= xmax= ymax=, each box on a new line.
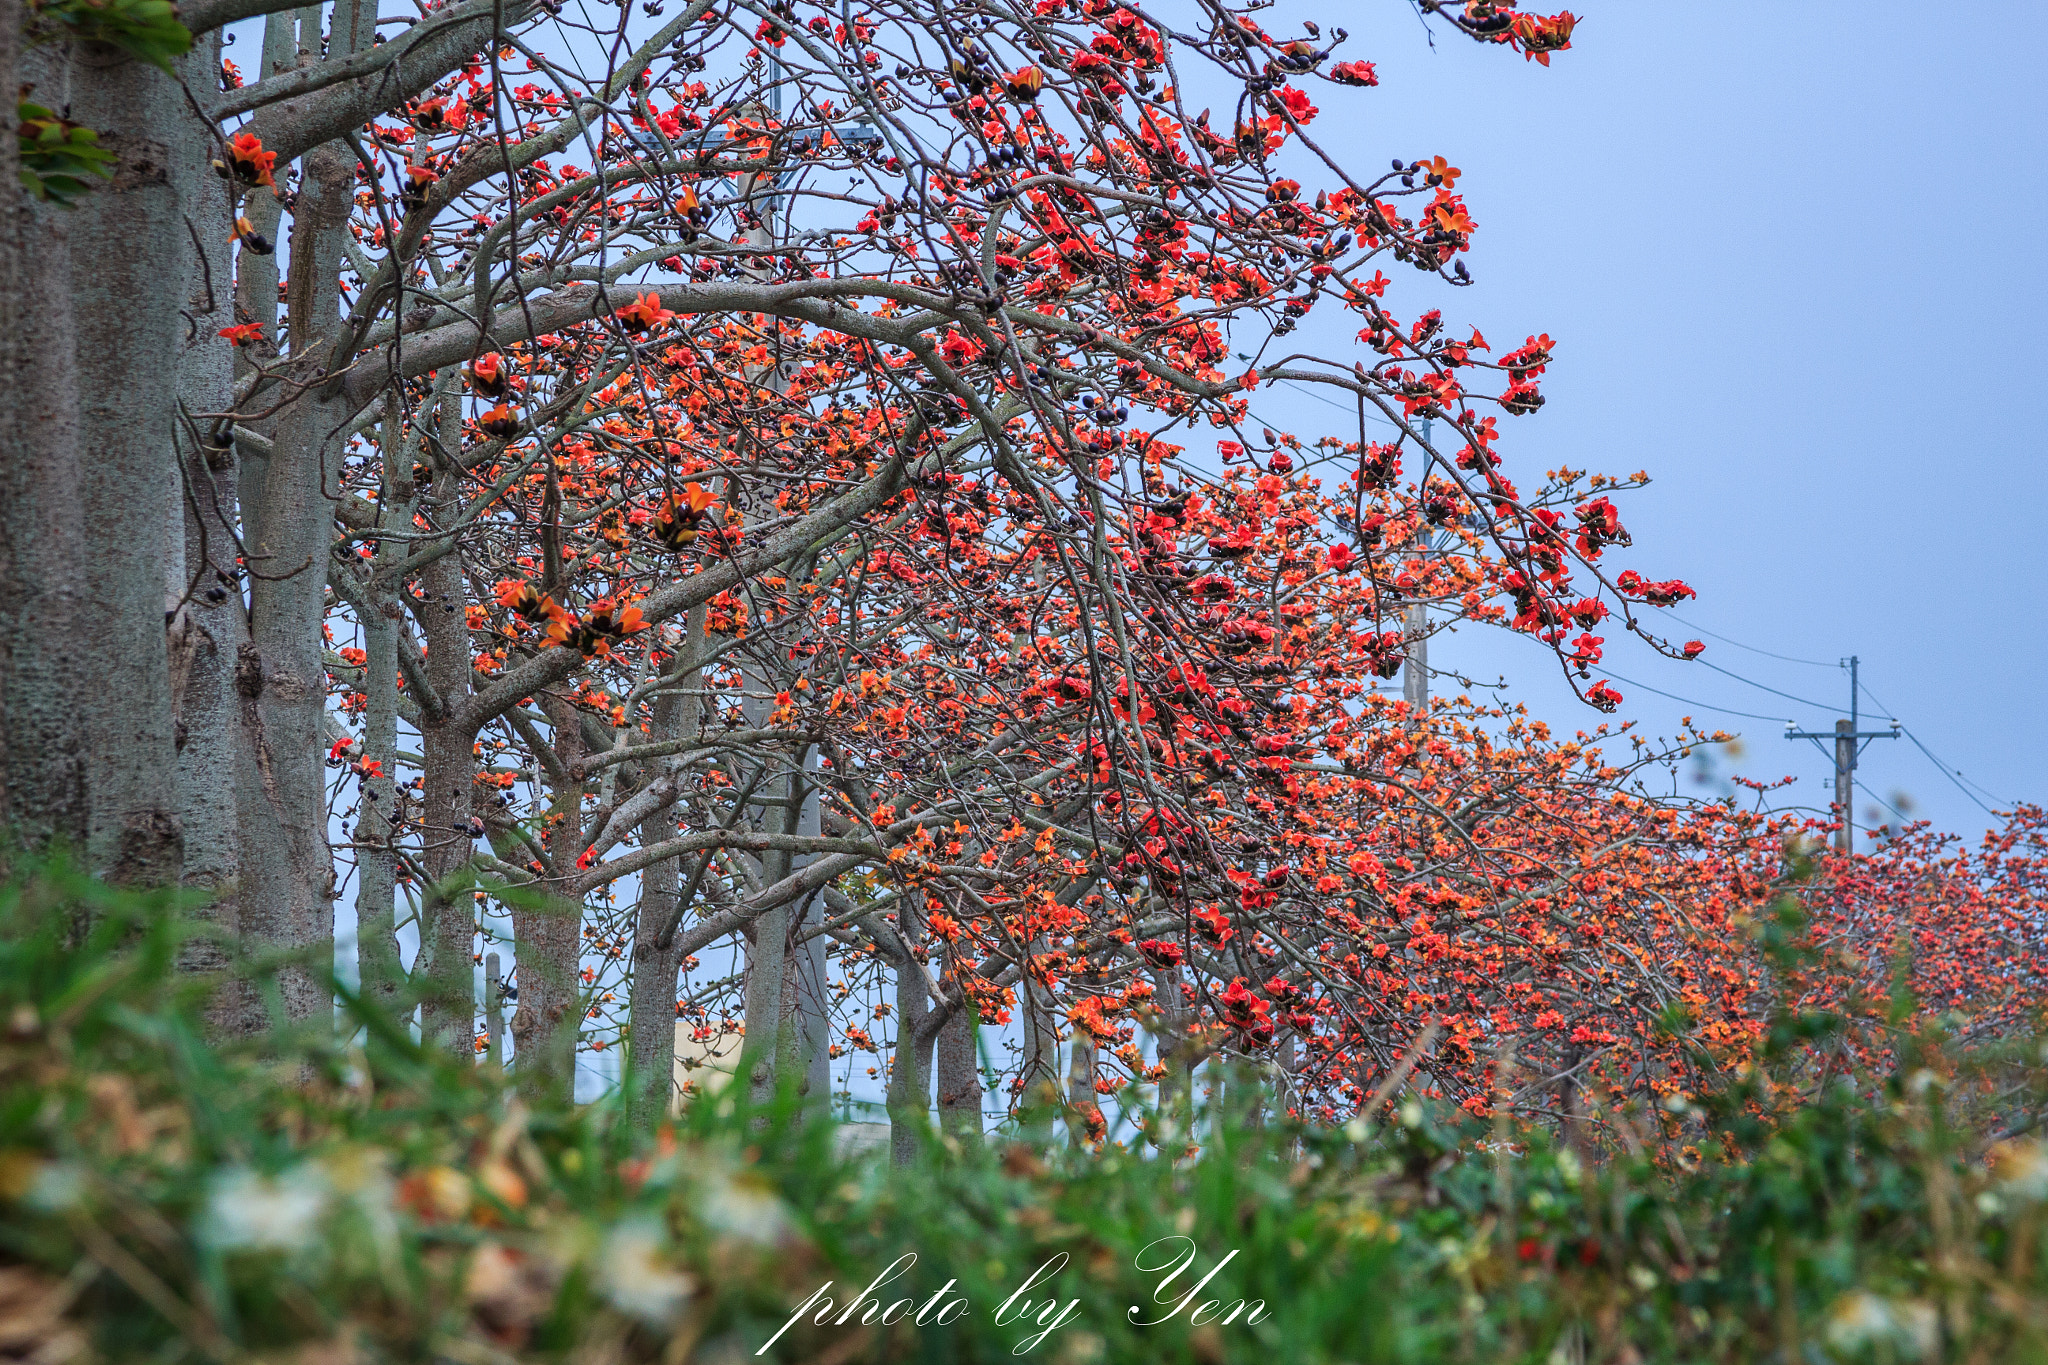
xmin=0 ymin=861 xmax=2043 ymax=1364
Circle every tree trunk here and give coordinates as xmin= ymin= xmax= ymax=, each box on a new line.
xmin=935 ymin=1011 xmax=982 ymax=1139
xmin=350 ymin=476 xmax=406 ymax=1022
xmin=69 ymin=41 xmax=194 ymax=885
xmin=509 ymin=692 xmax=585 ymax=1103
xmin=784 ymin=751 xmax=829 ymax=1113
xmin=1019 ymin=939 xmax=1063 ymax=1118
xmin=886 ymin=906 xmax=929 ymax=1166
xmin=228 ymin=12 xmax=295 ymax=515
xmin=1066 ymin=1028 xmax=1098 ymax=1143
xmin=1150 ymin=961 xmax=1194 ymax=1151
xmin=740 ymin=791 xmax=790 ymax=1104
xmin=0 ymin=0 xmax=90 ymax=857
xmin=415 ymin=387 xmax=478 ymax=1048
xmin=237 ymin=136 xmax=351 ymax=1022
xmin=627 ymin=812 xmax=683 ymax=1122
xmin=624 ymin=604 xmax=704 ymax=1126
xmin=935 ymin=964 xmax=981 ymax=1139
xmin=172 ymin=33 xmax=264 ymax=1033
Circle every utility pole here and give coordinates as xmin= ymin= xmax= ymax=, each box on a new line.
xmin=1785 ymin=655 xmax=1898 ymax=853
xmin=1400 ymin=416 xmax=1433 ymax=721
xmin=1401 ymin=594 xmax=1428 ymax=716
xmin=484 ymin=950 xmax=504 ymax=1069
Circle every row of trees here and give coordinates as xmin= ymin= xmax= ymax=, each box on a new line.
xmin=2 ymin=0 xmax=2033 ymax=1153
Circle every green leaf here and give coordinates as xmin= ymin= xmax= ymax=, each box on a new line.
xmin=33 ymin=0 xmax=193 ymax=74
xmin=16 ymin=101 xmax=117 ymax=207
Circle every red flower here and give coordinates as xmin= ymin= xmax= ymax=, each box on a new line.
xmin=615 ymin=290 xmax=677 ymax=335
xmin=401 ymin=164 xmax=439 ymax=208
xmin=1137 ymin=938 xmax=1184 ymax=968
xmin=1330 ymin=60 xmax=1378 ymax=87
xmin=218 ymin=323 xmax=266 ymax=347
xmin=219 ymin=132 xmax=276 ymax=187
xmin=478 ymin=404 xmax=521 ymax=439
xmin=1615 ymin=571 xmax=1696 ymax=607
xmin=650 ymin=482 xmax=716 ymax=550
xmin=1512 ymin=12 xmax=1578 ymax=67
xmin=1002 ymin=66 xmax=1044 ymax=103
xmin=469 ymin=352 xmax=510 ymax=399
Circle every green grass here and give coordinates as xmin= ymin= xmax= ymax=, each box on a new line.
xmin=1 ymin=858 xmax=2043 ymax=1364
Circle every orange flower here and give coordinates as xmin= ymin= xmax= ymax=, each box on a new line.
xmin=478 ymin=404 xmax=521 ymax=438
xmin=220 ymin=131 xmax=275 ymax=187
xmin=401 ymin=163 xmax=439 ymax=208
xmin=650 ymin=482 xmax=716 ymax=550
xmin=1003 ymin=66 xmax=1044 ymax=103
xmin=231 ymin=215 xmax=273 ymax=255
xmin=1512 ymin=11 xmax=1577 ymax=66
xmin=615 ymin=291 xmax=677 ymax=335
xmin=1415 ymin=155 xmax=1460 ymax=189
xmin=469 ymin=352 xmax=510 ymax=399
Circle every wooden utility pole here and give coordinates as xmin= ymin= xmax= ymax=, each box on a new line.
xmin=1786 ymin=656 xmax=1898 ymax=852
xmin=484 ymin=951 xmax=504 ymax=1069
xmin=1402 ymin=594 xmax=1429 ymax=718
xmin=1401 ymin=416 xmax=1434 ymax=723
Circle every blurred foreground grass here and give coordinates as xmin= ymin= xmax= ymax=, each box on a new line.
xmin=1 ymin=859 xmax=2045 ymax=1364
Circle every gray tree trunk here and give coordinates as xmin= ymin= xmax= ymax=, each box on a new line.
xmin=627 ymin=812 xmax=683 ymax=1122
xmin=237 ymin=135 xmax=351 ymax=1022
xmin=228 ymin=13 xmax=296 ymax=514
xmin=624 ymin=604 xmax=704 ymax=1126
xmin=1019 ymin=939 xmax=1063 ymax=1118
xmin=509 ymin=692 xmax=586 ymax=1102
xmin=69 ymin=41 xmax=195 ymax=884
xmin=886 ymin=907 xmax=929 ymax=1166
xmin=414 ymin=389 xmax=479 ymax=1049
xmin=0 ymin=0 xmax=91 ymax=856
xmin=349 ymin=407 xmax=410 ymax=1022
xmin=740 ymin=842 xmax=789 ymax=1106
xmin=935 ymin=997 xmax=982 ymax=1139
xmin=783 ymin=751 xmax=829 ymax=1113
xmin=172 ymin=32 xmax=265 ymax=1033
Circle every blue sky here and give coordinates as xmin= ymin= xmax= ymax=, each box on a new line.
xmin=1251 ymin=2 xmax=2046 ymax=845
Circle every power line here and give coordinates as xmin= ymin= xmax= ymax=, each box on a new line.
xmin=1270 ymin=378 xmax=1402 ymax=427
xmin=1693 ymin=658 xmax=1840 ymax=713
xmin=1595 ymin=669 xmax=1793 ymax=725
xmin=1658 ymin=612 xmax=1838 ymax=668
xmin=1895 ymin=728 xmax=2002 ymax=816
xmin=1782 ymin=657 xmax=1897 ymax=853
xmin=1640 ymin=617 xmax=2011 ymax=824
xmin=1854 ymin=678 xmax=2004 ymax=815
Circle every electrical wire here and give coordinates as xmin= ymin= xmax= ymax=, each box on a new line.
xmin=1644 ymin=615 xmax=2008 ymax=817
xmin=1272 ymin=378 xmax=1402 ymax=427
xmin=1854 ymin=678 xmax=2004 ymax=815
xmin=1612 ymin=645 xmax=2006 ymax=823
xmin=1658 ymin=612 xmax=1838 ymax=667
xmin=1692 ymin=659 xmax=1840 ymax=713
xmin=1648 ymin=615 xmax=2011 ymax=817
xmin=1594 ymin=669 xmax=1793 ymax=725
